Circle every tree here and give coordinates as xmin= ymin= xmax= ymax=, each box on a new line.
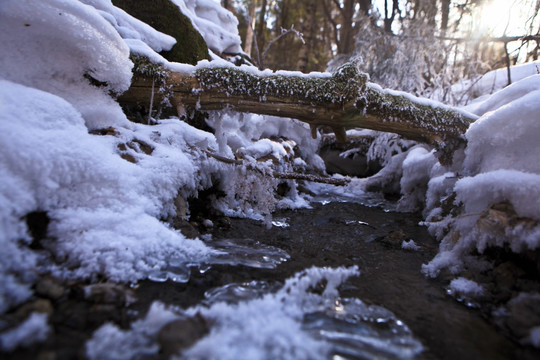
xmin=120 ymin=59 xmax=475 ymax=164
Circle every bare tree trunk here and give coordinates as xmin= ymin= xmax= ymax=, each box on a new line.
xmin=296 ymin=0 xmax=317 ymax=72
xmin=256 ymin=0 xmax=268 ymax=52
xmin=440 ymin=0 xmax=451 ymax=34
xmin=383 ymin=0 xmax=399 ymax=33
xmin=244 ymin=0 xmax=257 ymax=57
xmin=338 ymin=0 xmax=356 ymax=54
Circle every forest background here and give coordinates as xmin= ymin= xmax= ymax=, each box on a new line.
xmin=221 ymin=0 xmax=540 ymax=104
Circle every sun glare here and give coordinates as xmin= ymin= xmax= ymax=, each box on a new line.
xmin=477 ymin=0 xmax=533 ymax=37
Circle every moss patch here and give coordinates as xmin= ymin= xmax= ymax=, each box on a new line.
xmin=195 ymin=63 xmax=369 ymax=106
xmin=112 ymin=0 xmax=210 ymax=64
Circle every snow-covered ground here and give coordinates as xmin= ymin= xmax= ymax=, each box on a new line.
xmin=1 ymin=0 xmax=540 ymax=355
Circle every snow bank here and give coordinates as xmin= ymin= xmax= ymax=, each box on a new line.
xmin=0 ymin=0 xmax=132 ymax=129
xmin=0 ymin=80 xmax=213 ymax=289
xmin=0 ymin=0 xmax=224 ymax=312
xmin=80 ymin=0 xmax=176 ymax=53
xmin=454 ymin=60 xmax=540 ymax=104
xmin=0 ymin=0 xmax=321 ymax=314
xmin=421 ymin=71 xmax=540 ymax=276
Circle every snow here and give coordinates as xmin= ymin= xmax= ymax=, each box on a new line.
xmin=530 ymin=326 xmax=540 ymax=348
xmin=86 ymin=302 xmax=178 ymax=359
xmin=80 ymin=0 xmax=176 ymax=53
xmin=171 ymin=0 xmax=243 ymax=55
xmin=448 ymin=278 xmax=484 ymax=298
xmin=464 ymin=90 xmax=540 ymax=175
xmin=0 ymin=0 xmax=133 ymax=129
xmin=401 ymin=240 xmax=421 ymax=251
xmin=421 ymin=69 xmax=540 ymax=277
xmin=0 ymin=80 xmax=215 ymax=288
xmin=397 ymin=146 xmax=438 ymax=212
xmin=0 ymin=313 xmax=50 ymax=351
xmin=2 ymin=0 xmax=540 ymax=353
xmin=87 ymin=267 xmax=358 ymax=360
xmin=464 ymin=75 xmax=540 ymax=117
xmin=455 ymin=61 xmax=540 ymax=102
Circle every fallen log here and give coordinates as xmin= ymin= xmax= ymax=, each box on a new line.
xmin=119 ymin=59 xmax=477 ymax=163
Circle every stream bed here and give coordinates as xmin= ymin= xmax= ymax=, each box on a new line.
xmin=135 ymin=200 xmax=538 ymax=360
xmin=7 ymin=200 xmax=540 ymax=359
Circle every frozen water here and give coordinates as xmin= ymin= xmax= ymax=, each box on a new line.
xmin=303 ymin=297 xmax=423 ymax=360
xmin=205 ymin=238 xmax=290 ymax=269
xmin=204 ymin=281 xmax=281 ymax=305
xmin=272 ymin=218 xmax=290 ymax=228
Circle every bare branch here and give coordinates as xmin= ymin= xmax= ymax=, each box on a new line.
xmin=260 ymin=25 xmax=305 ymax=70
xmin=204 ymin=149 xmax=350 ymax=186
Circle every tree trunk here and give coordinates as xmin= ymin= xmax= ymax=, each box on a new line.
xmin=244 ymin=0 xmax=257 ymax=57
xmin=256 ymin=0 xmax=268 ymax=53
xmin=440 ymin=0 xmax=451 ymax=34
xmin=295 ymin=0 xmax=317 ymax=72
xmin=338 ymin=0 xmax=356 ymax=55
xmin=120 ymin=62 xmax=477 ymax=163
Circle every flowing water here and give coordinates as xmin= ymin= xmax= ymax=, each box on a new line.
xmin=134 ymin=197 xmax=539 ymax=360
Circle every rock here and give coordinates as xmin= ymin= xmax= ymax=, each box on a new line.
xmin=84 ymin=283 xmax=136 ymax=306
xmin=157 ymin=313 xmax=209 ymax=358
xmin=318 ymin=133 xmax=380 ymax=178
xmin=378 ymin=231 xmax=409 ymax=248
xmin=506 ymin=293 xmax=540 ymax=340
xmin=111 ymin=0 xmax=210 ymax=64
xmin=25 ymin=211 xmax=50 ymax=249
xmin=174 ymin=193 xmax=188 ymax=220
xmin=493 ymin=261 xmax=526 ymax=291
xmin=35 ymin=277 xmax=65 ymax=301
xmin=172 ymin=218 xmax=200 ymax=239
xmin=15 ymin=299 xmax=53 ymax=319
xmin=36 ymin=351 xmax=56 ymax=360
xmin=202 ymin=219 xmax=214 ymax=229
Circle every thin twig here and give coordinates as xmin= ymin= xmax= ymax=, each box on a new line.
xmin=204 ymin=150 xmax=350 ymax=186
xmin=260 ymin=25 xmax=305 ymax=70
xmin=148 ymin=77 xmax=155 ymax=125
xmin=248 ymin=13 xmax=262 ymax=70
xmin=274 ymin=171 xmax=351 ymax=186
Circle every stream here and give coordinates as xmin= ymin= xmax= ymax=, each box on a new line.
xmin=9 ymin=197 xmax=540 ymax=359
xmin=134 ymin=198 xmax=537 ymax=360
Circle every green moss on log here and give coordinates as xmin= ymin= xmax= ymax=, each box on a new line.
xmin=355 ymin=87 xmax=472 ymax=140
xmin=112 ymin=0 xmax=210 ymax=64
xmin=194 ymin=63 xmax=369 ymax=106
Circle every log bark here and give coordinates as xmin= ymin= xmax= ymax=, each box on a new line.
xmin=119 ymin=61 xmax=477 ymax=163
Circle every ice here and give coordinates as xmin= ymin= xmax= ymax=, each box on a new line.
xmin=87 ymin=266 xmax=423 ymax=360
xmin=182 ymin=266 xmax=423 ymax=360
xmin=272 ymin=218 xmax=290 ymax=228
xmin=204 ymin=281 xmax=281 ymax=305
xmin=206 ymin=238 xmax=290 ymax=269
xmin=303 ymin=297 xmax=423 ymax=360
